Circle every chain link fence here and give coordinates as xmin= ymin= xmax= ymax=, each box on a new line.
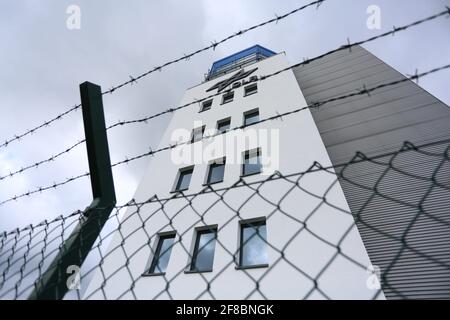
xmin=1 ymin=139 xmax=449 ymax=300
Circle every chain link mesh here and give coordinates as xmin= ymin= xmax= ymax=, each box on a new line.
xmin=1 ymin=139 xmax=448 ymax=300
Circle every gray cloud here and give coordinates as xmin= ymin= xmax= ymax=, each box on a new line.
xmin=0 ymin=0 xmax=449 ymax=232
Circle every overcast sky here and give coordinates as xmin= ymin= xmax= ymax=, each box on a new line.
xmin=0 ymin=0 xmax=449 ymax=231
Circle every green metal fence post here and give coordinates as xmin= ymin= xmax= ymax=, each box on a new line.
xmin=28 ymin=82 xmax=116 ymax=300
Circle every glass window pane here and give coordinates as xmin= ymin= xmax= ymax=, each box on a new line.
xmin=244 ymin=84 xmax=257 ymax=96
xmin=217 ymin=119 xmax=230 ymax=133
xmin=176 ymin=169 xmax=193 ymax=191
xmin=207 ymin=162 xmax=225 ymax=184
xmin=243 ymin=152 xmax=261 ymax=176
xmin=191 ymin=230 xmax=217 ymax=271
xmin=241 ymin=223 xmax=267 ymax=267
xmin=201 ymin=100 xmax=212 ymax=111
xmin=244 ymin=111 xmax=259 ymax=126
xmin=222 ymin=92 xmax=234 ymax=104
xmin=150 ymin=235 xmax=175 ymax=274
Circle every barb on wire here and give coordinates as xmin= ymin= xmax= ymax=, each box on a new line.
xmin=0 ymin=63 xmax=448 ymax=207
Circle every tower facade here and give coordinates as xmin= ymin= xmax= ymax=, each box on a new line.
xmin=85 ymin=45 xmax=382 ymax=299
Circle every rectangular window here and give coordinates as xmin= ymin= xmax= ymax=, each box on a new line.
xmin=206 ymin=158 xmax=226 ymax=184
xmin=222 ymin=91 xmax=234 ymax=104
xmin=200 ymin=99 xmax=212 ymax=112
xmin=174 ymin=167 xmax=193 ymax=191
xmin=243 ymin=109 xmax=259 ymax=126
xmin=242 ymin=149 xmax=262 ymax=176
xmin=239 ymin=220 xmax=268 ymax=268
xmin=191 ymin=126 xmax=205 ymax=143
xmin=217 ymin=118 xmax=231 ymax=134
xmin=244 ymin=83 xmax=257 ymax=96
xmin=147 ymin=233 xmax=176 ymax=274
xmin=190 ymin=227 xmax=217 ymax=272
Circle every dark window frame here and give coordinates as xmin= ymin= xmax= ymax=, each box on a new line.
xmin=243 ymin=108 xmax=260 ymax=126
xmin=200 ymin=99 xmax=213 ymax=113
xmin=204 ymin=157 xmax=226 ymax=185
xmin=216 ymin=117 xmax=231 ymax=134
xmin=187 ymin=226 xmax=218 ymax=273
xmin=242 ymin=148 xmax=262 ymax=177
xmin=221 ymin=91 xmax=234 ymax=105
xmin=172 ymin=166 xmax=194 ymax=192
xmin=191 ymin=125 xmax=206 ymax=143
xmin=237 ymin=218 xmax=268 ymax=269
xmin=145 ymin=232 xmax=176 ymax=276
xmin=244 ymin=83 xmax=258 ymax=97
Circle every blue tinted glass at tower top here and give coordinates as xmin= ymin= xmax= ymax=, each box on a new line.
xmin=240 ymin=222 xmax=267 ymax=267
xmin=191 ymin=229 xmax=217 ymax=272
xmin=149 ymin=235 xmax=175 ymax=274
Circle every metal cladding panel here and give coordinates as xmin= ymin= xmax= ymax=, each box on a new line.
xmin=292 ymin=45 xmax=450 ymax=299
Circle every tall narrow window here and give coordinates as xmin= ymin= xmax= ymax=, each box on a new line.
xmin=190 ymin=227 xmax=217 ymax=272
xmin=200 ymin=99 xmax=212 ymax=112
xmin=174 ymin=167 xmax=193 ymax=191
xmin=147 ymin=233 xmax=176 ymax=275
xmin=217 ymin=118 xmax=231 ymax=134
xmin=191 ymin=126 xmax=205 ymax=143
xmin=242 ymin=149 xmax=262 ymax=176
xmin=239 ymin=220 xmax=268 ymax=268
xmin=243 ymin=109 xmax=259 ymax=126
xmin=244 ymin=83 xmax=258 ymax=96
xmin=206 ymin=158 xmax=226 ymax=184
xmin=222 ymin=91 xmax=234 ymax=104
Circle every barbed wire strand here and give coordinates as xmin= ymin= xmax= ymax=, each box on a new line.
xmin=1 ymin=138 xmax=449 ymax=299
xmin=0 ymin=63 xmax=448 ymax=207
xmin=2 ymin=7 xmax=448 ymax=182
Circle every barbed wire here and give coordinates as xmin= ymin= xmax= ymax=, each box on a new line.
xmin=0 ymin=140 xmax=86 ymax=181
xmin=2 ymin=7 xmax=448 ymax=183
xmin=105 ymin=7 xmax=450 ymax=125
xmin=0 ymin=9 xmax=450 ymax=181
xmin=0 ymin=63 xmax=448 ymax=207
xmin=1 ymin=3 xmax=448 ymax=301
xmin=3 ymin=136 xmax=449 ymax=238
xmin=109 ymin=64 xmax=450 ymax=166
xmin=0 ymin=0 xmax=326 ymax=151
xmin=0 ymin=104 xmax=81 ymax=149
xmin=99 ymin=0 xmax=326 ymax=95
xmin=0 ymin=138 xmax=449 ymax=299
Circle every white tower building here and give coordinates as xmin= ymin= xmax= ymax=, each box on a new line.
xmin=85 ymin=45 xmax=382 ymax=299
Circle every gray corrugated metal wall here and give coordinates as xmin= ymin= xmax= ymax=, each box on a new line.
xmin=292 ymin=45 xmax=450 ymax=299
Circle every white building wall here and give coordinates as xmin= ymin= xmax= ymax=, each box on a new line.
xmin=84 ymin=53 xmax=384 ymax=300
